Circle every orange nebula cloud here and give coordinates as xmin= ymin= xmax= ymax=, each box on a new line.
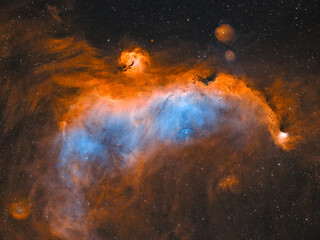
xmin=219 ymin=173 xmax=239 ymax=191
xmin=8 ymin=200 xmax=31 ymax=220
xmin=119 ymin=47 xmax=150 ymax=73
xmin=1 ymin=6 xmax=318 ymax=239
xmin=3 ymin=34 xmax=306 ymax=239
xmin=34 ymin=42 xmax=301 ymax=239
xmin=44 ymin=40 xmax=298 ymax=152
xmin=215 ymin=24 xmax=237 ymax=44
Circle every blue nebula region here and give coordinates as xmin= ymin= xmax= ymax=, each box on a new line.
xmin=58 ymin=91 xmax=225 ymax=169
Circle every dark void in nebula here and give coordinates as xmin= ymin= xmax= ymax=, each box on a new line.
xmin=0 ymin=1 xmax=319 ymax=240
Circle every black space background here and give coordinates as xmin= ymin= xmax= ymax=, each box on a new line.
xmin=1 ymin=0 xmax=319 ymax=80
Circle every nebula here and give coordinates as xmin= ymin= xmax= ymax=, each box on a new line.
xmin=26 ymin=45 xmax=299 ymax=239
xmin=214 ymin=24 xmax=237 ymax=45
xmin=1 ymin=2 xmax=319 ymax=240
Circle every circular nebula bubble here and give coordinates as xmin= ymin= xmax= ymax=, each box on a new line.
xmin=215 ymin=24 xmax=237 ymax=44
xmin=225 ymin=50 xmax=236 ymax=62
xmin=176 ymin=128 xmax=194 ymax=142
xmin=119 ymin=48 xmax=150 ymax=73
xmin=8 ymin=200 xmax=31 ymax=220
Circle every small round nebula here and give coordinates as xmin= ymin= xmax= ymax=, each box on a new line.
xmin=119 ymin=48 xmax=150 ymax=73
xmin=215 ymin=24 xmax=237 ymax=44
xmin=8 ymin=200 xmax=31 ymax=220
xmin=225 ymin=50 xmax=236 ymax=61
xmin=219 ymin=173 xmax=239 ymax=192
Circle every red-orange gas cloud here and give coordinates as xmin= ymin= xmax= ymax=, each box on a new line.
xmin=1 ymin=33 xmax=314 ymax=240
xmin=36 ymin=38 xmax=299 ymax=152
xmin=25 ymin=39 xmax=306 ymax=239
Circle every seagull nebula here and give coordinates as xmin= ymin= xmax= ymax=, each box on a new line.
xmin=1 ymin=1 xmax=319 ymax=239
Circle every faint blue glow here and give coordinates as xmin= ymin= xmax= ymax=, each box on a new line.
xmin=59 ymin=129 xmax=104 ymax=165
xmin=176 ymin=128 xmax=194 ymax=142
xmin=151 ymin=93 xmax=219 ymax=141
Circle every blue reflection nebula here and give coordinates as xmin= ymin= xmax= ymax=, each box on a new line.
xmin=152 ymin=94 xmax=217 ymax=141
xmin=58 ymin=91 xmax=224 ymax=167
xmin=60 ymin=129 xmax=104 ymax=165
xmin=176 ymin=128 xmax=194 ymax=142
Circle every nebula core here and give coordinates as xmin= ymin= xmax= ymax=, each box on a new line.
xmin=1 ymin=1 xmax=319 ymax=240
